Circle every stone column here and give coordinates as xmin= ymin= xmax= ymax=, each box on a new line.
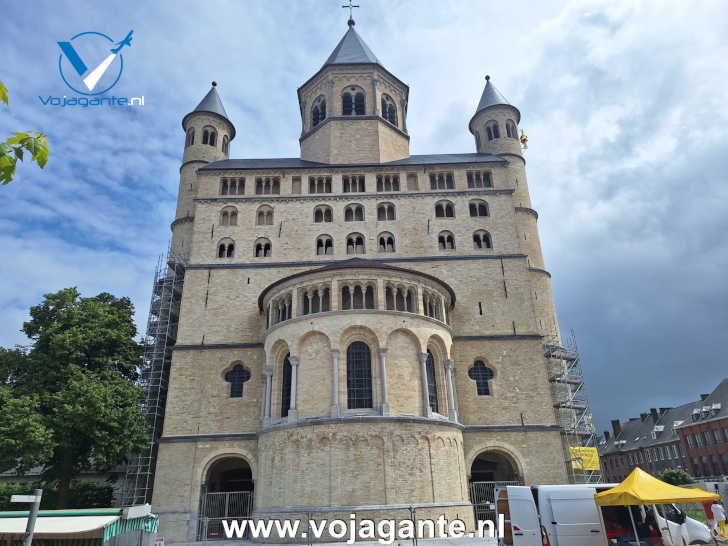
xmin=419 ymin=352 xmax=432 ymax=418
xmin=376 ymin=278 xmax=385 ymax=310
xmin=378 ymin=348 xmax=389 ymax=415
xmin=267 ymin=301 xmax=273 ymax=328
xmin=262 ymin=365 xmax=273 ymax=424
xmin=331 ymin=349 xmax=340 ymax=417
xmin=327 ymin=79 xmax=335 ymax=117
xmin=444 ymin=359 xmax=458 ymax=422
xmin=291 ymin=289 xmax=299 ymax=317
xmin=288 ymin=356 xmax=299 ymax=422
xmin=331 ymin=279 xmax=340 ymax=310
xmin=400 ymin=99 xmax=408 ymax=132
xmin=372 ymin=78 xmax=379 ymax=115
xmin=415 ymin=284 xmax=423 ymax=314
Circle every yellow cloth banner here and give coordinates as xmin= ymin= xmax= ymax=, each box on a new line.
xmin=569 ymin=446 xmax=600 ymax=470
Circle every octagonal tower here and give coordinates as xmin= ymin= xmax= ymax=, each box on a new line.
xmin=298 ymin=19 xmax=410 ymax=164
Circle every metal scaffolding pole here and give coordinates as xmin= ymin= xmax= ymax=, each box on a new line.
xmin=544 ymin=330 xmax=602 ymax=484
xmin=121 ymin=247 xmax=186 ymax=506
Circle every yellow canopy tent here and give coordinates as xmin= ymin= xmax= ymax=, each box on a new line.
xmin=595 ymin=467 xmax=720 ymax=506
xmin=595 ymin=467 xmax=721 ymax=545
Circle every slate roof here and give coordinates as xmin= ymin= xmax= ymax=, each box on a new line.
xmin=599 ymin=378 xmax=728 ymax=456
xmin=470 ymin=75 xmax=520 ymax=128
xmin=193 ymin=85 xmax=229 ymax=120
xmin=323 ymin=20 xmax=380 ymax=67
xmin=677 ymin=377 xmax=728 ymax=428
xmin=199 ymin=153 xmax=506 ymax=172
xmin=183 ymin=83 xmax=235 ymax=138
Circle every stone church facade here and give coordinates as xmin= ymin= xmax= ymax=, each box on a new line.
xmin=152 ymin=19 xmax=569 ymax=542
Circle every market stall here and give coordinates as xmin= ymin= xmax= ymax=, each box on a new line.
xmin=595 ymin=467 xmax=721 ymax=545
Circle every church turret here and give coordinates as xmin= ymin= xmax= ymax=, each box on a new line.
xmin=172 ymin=82 xmax=235 ymax=258
xmin=297 ymin=19 xmax=410 ymax=164
xmin=469 ymin=75 xmax=522 ymax=158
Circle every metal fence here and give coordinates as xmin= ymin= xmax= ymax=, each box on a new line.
xmin=469 ymin=480 xmax=523 ymax=523
xmin=197 ymin=490 xmax=254 ymax=541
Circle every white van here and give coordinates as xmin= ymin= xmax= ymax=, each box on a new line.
xmin=494 ymin=484 xmax=713 ymax=546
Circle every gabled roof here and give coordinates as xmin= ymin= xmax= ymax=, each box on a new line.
xmin=323 ymin=20 xmax=380 ymax=67
xmin=677 ymin=377 xmax=728 ymax=427
xmin=470 ymin=75 xmax=520 ymax=129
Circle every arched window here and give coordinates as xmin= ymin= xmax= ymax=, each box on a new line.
xmin=185 ymin=127 xmax=195 ymax=147
xmin=254 ymin=237 xmax=272 ymax=257
xmin=202 ymin=126 xmax=217 ymax=147
xmin=438 ymin=231 xmax=455 ymax=250
xmin=316 ymin=235 xmax=334 ymax=256
xmin=377 ymin=203 xmax=395 ymax=221
xmin=378 ymin=232 xmax=395 ymax=253
xmin=426 ymin=351 xmax=439 ymax=413
xmin=506 ymin=119 xmax=518 ymax=139
xmin=311 ymin=95 xmax=327 ymax=128
xmin=346 ymin=233 xmax=365 ymax=255
xmin=485 ymin=121 xmax=500 ymax=141
xmin=220 ymin=207 xmax=237 ymax=226
xmin=256 ymin=205 xmax=274 ymax=225
xmin=435 ymin=200 xmax=455 ymax=218
xmin=222 ymin=135 xmax=229 ymax=154
xmin=381 ymin=94 xmax=397 ymax=126
xmin=217 ymin=238 xmax=235 ymax=258
xmin=469 ymin=199 xmax=489 ymax=217
xmin=344 ymin=204 xmax=364 ymax=222
xmin=342 ymin=86 xmax=365 ymax=116
xmin=473 ymin=230 xmax=493 ymax=249
xmin=281 ymin=354 xmax=292 ymax=417
xmin=347 ymin=342 xmax=372 ymax=409
xmin=224 ymin=363 xmax=251 ymax=398
xmin=313 ymin=205 xmax=333 ymax=223
xmin=468 ymin=360 xmax=494 ymax=395
xmin=365 ymin=285 xmax=375 ymax=309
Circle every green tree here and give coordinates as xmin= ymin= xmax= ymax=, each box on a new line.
xmin=658 ymin=468 xmax=694 ymax=485
xmin=0 ymin=80 xmax=49 ymax=184
xmin=0 ymin=288 xmax=148 ymax=507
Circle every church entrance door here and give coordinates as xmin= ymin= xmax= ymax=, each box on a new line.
xmin=198 ymin=457 xmax=254 ymax=540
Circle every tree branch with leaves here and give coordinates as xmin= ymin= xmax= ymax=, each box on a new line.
xmin=0 ymin=80 xmax=49 ymax=184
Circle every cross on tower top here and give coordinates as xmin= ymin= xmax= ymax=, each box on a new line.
xmin=342 ymin=0 xmax=359 ymax=26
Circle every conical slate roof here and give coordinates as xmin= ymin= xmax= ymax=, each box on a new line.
xmin=184 ymin=82 xmax=235 ymax=138
xmin=323 ymin=20 xmax=381 ymax=67
xmin=194 ymin=83 xmax=230 ymax=120
xmin=473 ymin=75 xmax=520 ymax=122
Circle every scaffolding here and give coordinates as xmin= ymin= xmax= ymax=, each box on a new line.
xmin=544 ymin=330 xmax=602 ymax=484
xmin=121 ymin=248 xmax=186 ymax=506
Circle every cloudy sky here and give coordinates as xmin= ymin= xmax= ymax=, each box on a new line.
xmin=1 ymin=0 xmax=726 ymax=433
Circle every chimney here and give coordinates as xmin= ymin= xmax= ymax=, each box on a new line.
xmin=604 ymin=430 xmax=611 ymax=441
xmin=650 ymin=408 xmax=659 ymax=422
xmin=700 ymin=394 xmax=710 ymax=401
xmin=659 ymin=407 xmax=671 ymax=415
xmin=640 ymin=413 xmax=648 ymax=421
xmin=611 ymin=419 xmax=622 ymax=437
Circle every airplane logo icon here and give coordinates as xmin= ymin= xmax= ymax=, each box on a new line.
xmin=111 ymin=30 xmax=133 ymax=54
xmin=57 ymin=30 xmax=133 ymax=94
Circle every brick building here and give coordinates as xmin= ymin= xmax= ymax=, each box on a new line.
xmin=123 ymin=19 xmax=588 ymax=542
xmin=676 ymin=378 xmax=728 ymax=479
xmin=599 ymin=379 xmax=728 ymax=482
